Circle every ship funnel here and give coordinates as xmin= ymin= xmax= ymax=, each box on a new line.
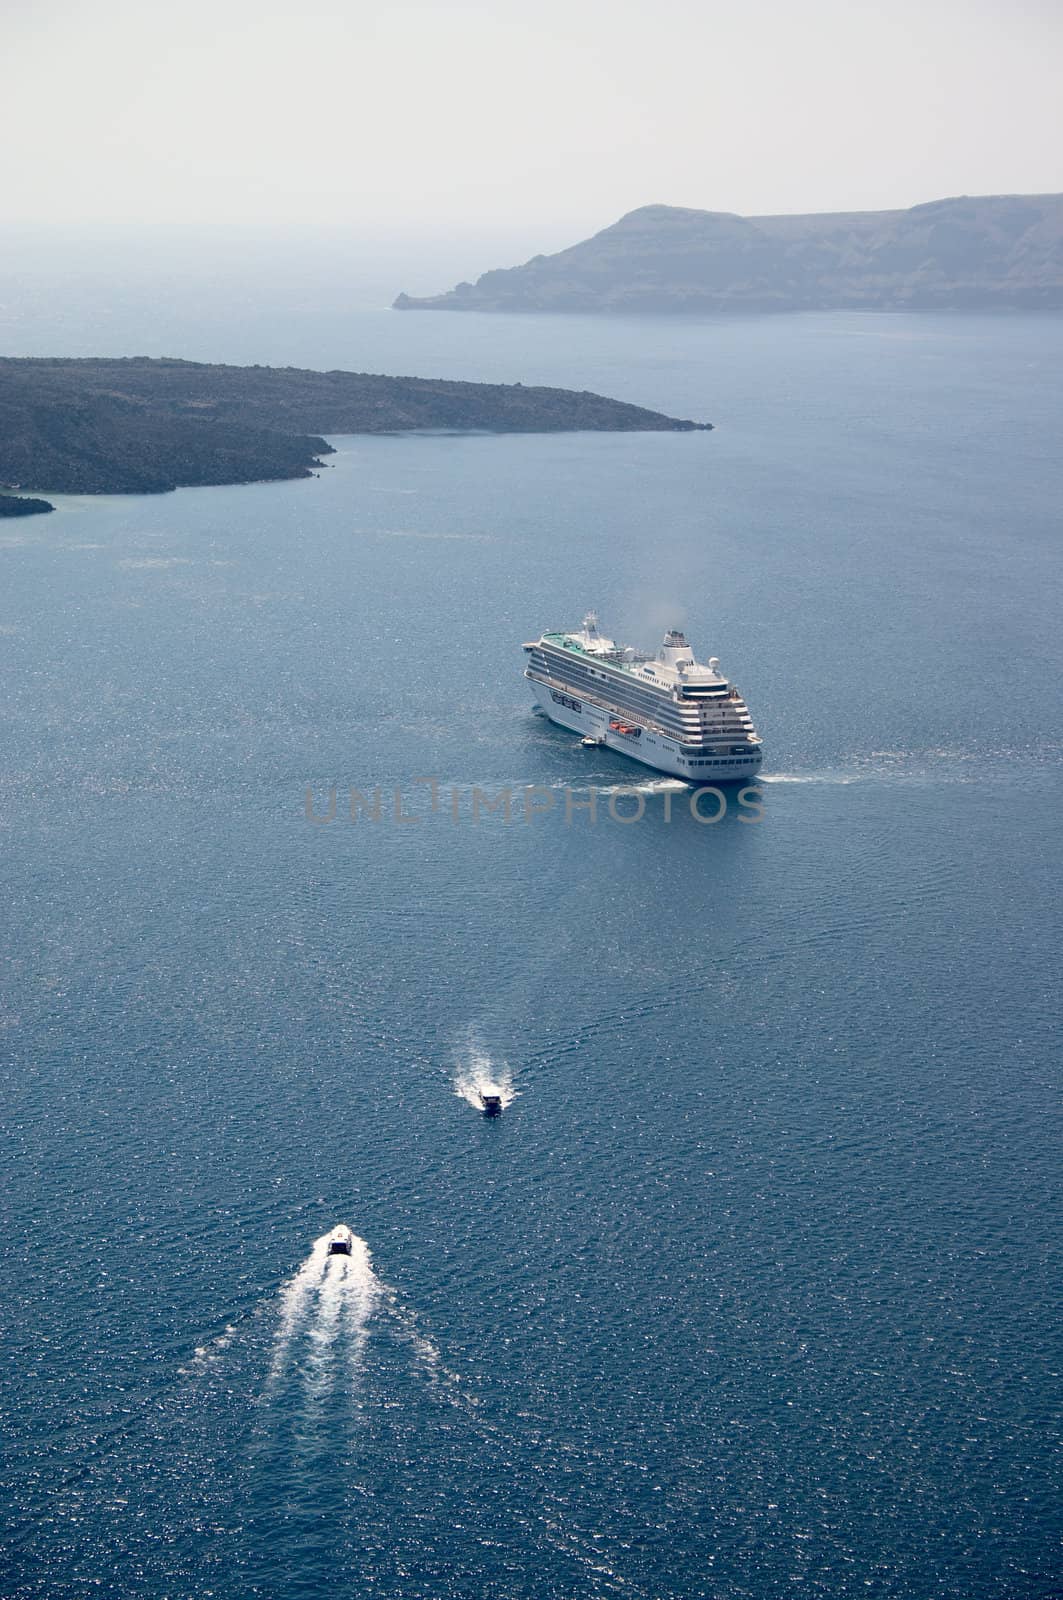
xmin=658 ymin=628 xmax=695 ymax=670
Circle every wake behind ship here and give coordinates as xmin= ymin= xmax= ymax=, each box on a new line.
xmin=524 ymin=612 xmax=763 ymax=781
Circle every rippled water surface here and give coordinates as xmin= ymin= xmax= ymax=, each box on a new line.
xmin=1 ymin=305 xmax=1060 ymax=1599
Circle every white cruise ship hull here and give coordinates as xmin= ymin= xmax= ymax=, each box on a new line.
xmin=527 ymin=676 xmax=763 ymax=783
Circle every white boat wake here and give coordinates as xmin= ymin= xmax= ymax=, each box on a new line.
xmin=248 ymin=1226 xmax=652 ymax=1591
xmin=590 ymin=777 xmax=691 ymax=796
xmin=304 ymin=1255 xmax=353 ymax=1400
xmin=265 ymin=1229 xmax=473 ymax=1417
xmin=267 ymin=1229 xmax=381 ymax=1401
xmin=759 ymin=770 xmax=868 ymax=785
xmin=182 ymin=1321 xmax=239 ymax=1376
xmin=453 ymin=1050 xmax=518 ymax=1111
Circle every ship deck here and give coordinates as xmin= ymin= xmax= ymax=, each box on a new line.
xmin=540 ymin=632 xmax=650 ymax=674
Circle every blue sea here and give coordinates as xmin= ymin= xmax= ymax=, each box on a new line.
xmin=1 ymin=255 xmax=1061 ymax=1598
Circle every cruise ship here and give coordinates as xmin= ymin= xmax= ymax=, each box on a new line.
xmin=524 ymin=612 xmax=763 ymax=781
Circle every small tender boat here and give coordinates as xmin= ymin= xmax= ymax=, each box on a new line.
xmin=327 ymin=1225 xmax=354 ymax=1256
xmin=479 ymin=1090 xmax=503 ymax=1117
xmin=580 ymin=734 xmax=605 ymax=748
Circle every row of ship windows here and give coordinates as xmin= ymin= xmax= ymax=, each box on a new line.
xmin=587 ymin=706 xmax=689 ymax=733
xmin=540 ymin=667 xmax=747 ymax=739
xmin=551 ymin=682 xmax=737 ymax=729
xmin=545 ymin=652 xmax=732 ymax=705
xmin=552 ymin=668 xmax=665 ymax=703
xmin=558 ymin=685 xmax=690 ymax=725
xmin=684 ymin=755 xmax=755 ymax=765
xmin=543 ymin=656 xmax=671 ymax=697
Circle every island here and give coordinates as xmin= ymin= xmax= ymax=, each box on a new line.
xmin=0 ymin=357 xmax=711 ymax=498
xmin=0 ymin=493 xmax=55 ymax=517
xmin=394 ymin=193 xmax=1063 ymax=315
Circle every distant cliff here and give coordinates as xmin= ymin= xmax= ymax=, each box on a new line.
xmin=394 ymin=194 xmax=1063 ymax=314
xmin=0 ymin=357 xmax=710 ymax=496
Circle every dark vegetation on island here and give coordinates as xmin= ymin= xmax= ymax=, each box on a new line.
xmin=0 ymin=492 xmax=54 ymax=517
xmin=394 ymin=193 xmax=1063 ymax=314
xmin=0 ymin=356 xmax=711 ymax=500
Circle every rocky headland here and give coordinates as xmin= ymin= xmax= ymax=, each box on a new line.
xmin=0 ymin=493 xmax=55 ymax=517
xmin=0 ymin=356 xmax=711 ymax=503
xmin=394 ymin=194 xmax=1063 ymax=314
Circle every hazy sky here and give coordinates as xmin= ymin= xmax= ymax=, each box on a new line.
xmin=3 ymin=0 xmax=1060 ymax=233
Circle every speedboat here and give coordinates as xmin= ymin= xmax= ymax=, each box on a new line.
xmin=479 ymin=1089 xmax=503 ymax=1117
xmin=327 ymin=1225 xmax=354 ymax=1256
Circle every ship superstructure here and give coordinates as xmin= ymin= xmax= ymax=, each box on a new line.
xmin=523 ymin=611 xmax=763 ymax=781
